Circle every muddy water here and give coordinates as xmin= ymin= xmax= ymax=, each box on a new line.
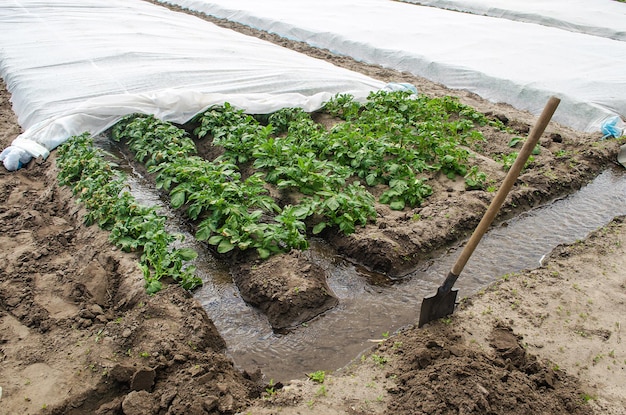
xmin=206 ymin=167 xmax=626 ymax=381
xmin=109 ymin=138 xmax=626 ymax=382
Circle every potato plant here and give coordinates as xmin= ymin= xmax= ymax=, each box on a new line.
xmin=112 ymin=115 xmax=310 ymax=259
xmin=193 ymin=105 xmax=377 ymax=233
xmin=56 ymin=133 xmax=201 ymax=294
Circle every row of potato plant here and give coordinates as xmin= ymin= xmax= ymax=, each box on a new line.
xmin=56 ymin=133 xmax=201 ymax=294
xmin=195 ymin=91 xmax=499 ymax=211
xmin=194 ymin=104 xmax=377 ymax=235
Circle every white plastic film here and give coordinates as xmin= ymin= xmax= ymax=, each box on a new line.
xmin=0 ymin=0 xmax=385 ymax=170
xmin=164 ymin=0 xmax=626 ymax=134
xmin=399 ymin=0 xmax=626 ymax=41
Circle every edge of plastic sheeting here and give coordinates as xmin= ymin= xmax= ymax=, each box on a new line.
xmin=12 ymin=137 xmax=50 ymax=159
xmin=397 ymin=0 xmax=626 ymax=41
xmin=2 ymin=87 xmax=378 ymax=171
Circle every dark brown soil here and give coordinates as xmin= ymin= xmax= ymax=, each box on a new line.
xmin=382 ymin=322 xmax=586 ymax=415
xmin=232 ymin=250 xmax=338 ymax=330
xmin=0 ymin=82 xmax=260 ymax=414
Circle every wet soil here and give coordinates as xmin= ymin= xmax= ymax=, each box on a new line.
xmin=0 ymin=82 xmax=261 ymax=414
xmin=232 ymin=250 xmax=338 ymax=330
xmin=2 ymin=3 xmax=626 ymax=414
xmin=385 ymin=323 xmax=586 ymax=414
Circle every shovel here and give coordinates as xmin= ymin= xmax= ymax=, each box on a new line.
xmin=618 ymin=144 xmax=626 ymax=168
xmin=418 ymin=96 xmax=561 ymax=328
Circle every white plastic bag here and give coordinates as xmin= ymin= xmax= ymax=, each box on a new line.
xmin=0 ymin=147 xmax=34 ymax=171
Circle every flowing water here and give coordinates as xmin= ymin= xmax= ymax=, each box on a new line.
xmin=105 ymin=136 xmax=626 ymax=382
xmin=203 ymin=167 xmax=626 ymax=381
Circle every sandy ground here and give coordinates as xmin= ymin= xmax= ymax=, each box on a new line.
xmin=1 ymin=2 xmax=626 ymax=414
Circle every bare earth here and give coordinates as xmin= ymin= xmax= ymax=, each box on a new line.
xmin=1 ymin=4 xmax=626 ymax=415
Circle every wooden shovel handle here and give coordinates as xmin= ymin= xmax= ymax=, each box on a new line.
xmin=442 ymin=97 xmax=560 ymax=292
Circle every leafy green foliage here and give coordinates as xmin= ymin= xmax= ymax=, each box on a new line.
xmin=464 ymin=166 xmax=487 ymax=190
xmin=307 ymin=370 xmax=326 ymax=384
xmin=320 ymin=91 xmax=490 ymax=204
xmin=56 ymin=133 xmax=201 ymax=294
xmin=194 ymin=91 xmax=490 ymax=214
xmin=497 ymin=152 xmax=535 ymax=171
xmin=114 ymin=114 xmax=308 ymax=259
xmin=192 ymin=103 xmax=376 ymax=234
xmin=107 ymin=91 xmax=497 ymax=261
xmin=322 ymin=93 xmax=361 ymax=120
xmin=111 ymin=115 xmax=196 ymax=167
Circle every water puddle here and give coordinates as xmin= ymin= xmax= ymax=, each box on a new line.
xmin=102 ymin=136 xmax=626 ymax=382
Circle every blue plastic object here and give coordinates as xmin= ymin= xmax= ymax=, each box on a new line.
xmin=601 ymin=116 xmax=624 ymax=139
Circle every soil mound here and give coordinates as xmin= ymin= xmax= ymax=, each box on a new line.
xmin=383 ymin=322 xmax=586 ymax=415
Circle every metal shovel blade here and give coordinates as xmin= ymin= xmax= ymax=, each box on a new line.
xmin=418 ymin=288 xmax=458 ymax=328
xmin=618 ymin=144 xmax=626 ymax=168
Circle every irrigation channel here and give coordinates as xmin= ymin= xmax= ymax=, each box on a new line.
xmin=101 ymin=135 xmax=626 ymax=381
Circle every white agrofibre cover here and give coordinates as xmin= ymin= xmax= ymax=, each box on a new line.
xmin=164 ymin=0 xmax=626 ymax=134
xmin=0 ymin=0 xmax=384 ymax=170
xmin=399 ymin=0 xmax=626 ymax=41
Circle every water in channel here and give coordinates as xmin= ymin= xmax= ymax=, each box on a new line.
xmin=108 ymin=134 xmax=626 ymax=382
xmin=209 ymin=166 xmax=626 ymax=381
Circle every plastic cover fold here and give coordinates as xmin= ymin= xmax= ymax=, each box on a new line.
xmin=0 ymin=0 xmax=384 ymax=170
